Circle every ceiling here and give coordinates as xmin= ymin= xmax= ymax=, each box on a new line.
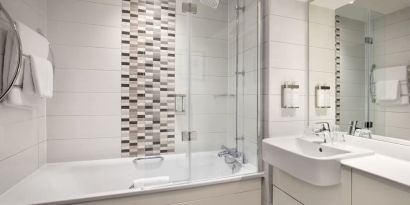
xmin=311 ymin=0 xmax=410 ymax=14
xmin=353 ymin=0 xmax=410 ymax=14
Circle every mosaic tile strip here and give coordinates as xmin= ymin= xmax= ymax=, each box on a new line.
xmin=121 ymin=0 xmax=176 ymax=157
xmin=335 ymin=15 xmax=341 ymax=125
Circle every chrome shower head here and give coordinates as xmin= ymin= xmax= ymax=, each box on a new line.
xmin=200 ymin=0 xmax=219 ymax=9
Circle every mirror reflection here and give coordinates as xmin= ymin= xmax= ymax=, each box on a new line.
xmin=0 ymin=7 xmax=21 ymax=102
xmin=309 ymin=0 xmax=410 ymax=143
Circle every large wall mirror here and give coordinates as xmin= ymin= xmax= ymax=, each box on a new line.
xmin=309 ymin=0 xmax=410 ymax=144
xmin=0 ymin=4 xmax=22 ymax=102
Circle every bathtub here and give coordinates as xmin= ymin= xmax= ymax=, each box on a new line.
xmin=0 ymin=151 xmax=260 ymax=205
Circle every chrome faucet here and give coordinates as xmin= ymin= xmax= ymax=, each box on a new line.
xmin=313 ymin=122 xmax=331 ymax=143
xmin=217 ymin=145 xmax=244 ymax=173
xmin=217 ymin=145 xmax=242 ymax=158
xmin=348 ymin=121 xmax=372 ymax=139
xmin=347 ymin=121 xmax=359 ymax=135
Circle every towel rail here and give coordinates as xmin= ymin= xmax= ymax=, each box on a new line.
xmin=132 ymin=156 xmax=164 ymax=164
xmin=0 ymin=2 xmax=55 ymax=96
xmin=369 ymin=65 xmax=410 ymax=101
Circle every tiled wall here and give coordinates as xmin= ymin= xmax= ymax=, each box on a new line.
xmin=308 ymin=5 xmax=336 ymax=126
xmin=338 ymin=16 xmax=366 ymax=130
xmin=46 ymin=0 xmax=122 ymax=162
xmin=264 ymin=1 xmax=336 ymax=139
xmin=263 ymin=0 xmax=308 ymax=138
xmin=372 ymin=6 xmax=410 ymax=141
xmin=0 ymin=0 xmax=47 ymax=194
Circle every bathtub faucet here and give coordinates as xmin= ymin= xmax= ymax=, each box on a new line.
xmin=217 ymin=145 xmax=242 ymax=159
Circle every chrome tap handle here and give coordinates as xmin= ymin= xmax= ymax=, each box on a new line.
xmin=315 ymin=122 xmax=331 ymax=132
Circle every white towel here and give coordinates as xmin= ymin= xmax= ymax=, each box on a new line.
xmin=22 ymin=58 xmax=35 ymax=95
xmin=16 ymin=22 xmax=49 ymax=59
xmin=132 ymin=176 xmax=170 ymax=189
xmin=375 ymin=80 xmax=399 ymax=102
xmin=30 ymin=55 xmax=53 ymax=98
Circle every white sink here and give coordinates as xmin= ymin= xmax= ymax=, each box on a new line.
xmin=263 ymin=136 xmax=373 ymax=186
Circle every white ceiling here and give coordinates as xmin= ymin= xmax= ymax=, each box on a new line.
xmin=353 ymin=0 xmax=410 ymax=14
xmin=312 ymin=0 xmax=410 ymax=14
xmin=311 ymin=0 xmax=354 ymax=10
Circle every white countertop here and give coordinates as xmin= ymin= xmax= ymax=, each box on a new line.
xmin=342 ymin=154 xmax=410 ymax=187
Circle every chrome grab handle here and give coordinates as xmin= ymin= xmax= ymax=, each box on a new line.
xmin=132 ymin=156 xmax=164 ymax=164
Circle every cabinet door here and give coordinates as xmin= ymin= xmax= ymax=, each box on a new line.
xmin=272 ymin=167 xmax=351 ymax=205
xmin=352 ymin=170 xmax=410 ymax=205
xmin=273 ymin=186 xmax=303 ymax=205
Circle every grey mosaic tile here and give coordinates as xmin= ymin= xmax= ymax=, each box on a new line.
xmin=121 ymin=0 xmax=176 ymax=157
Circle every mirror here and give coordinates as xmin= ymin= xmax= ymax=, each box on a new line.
xmin=0 ymin=4 xmax=22 ymax=102
xmin=309 ymin=0 xmax=410 ymax=144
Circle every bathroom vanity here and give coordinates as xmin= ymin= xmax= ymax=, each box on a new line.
xmin=265 ymin=0 xmax=410 ymax=203
xmin=263 ymin=135 xmax=410 ymax=205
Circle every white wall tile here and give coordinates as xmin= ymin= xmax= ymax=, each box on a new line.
xmin=309 ymin=47 xmax=334 ymax=72
xmin=268 ymin=0 xmax=307 ymax=21
xmin=47 ymin=93 xmax=121 ymax=116
xmin=265 ymin=121 xmax=306 ymax=138
xmin=47 ymin=116 xmax=120 ymax=139
xmin=80 ymin=0 xmax=121 ymax=6
xmin=309 ymin=22 xmax=335 ymax=49
xmin=0 ymin=146 xmax=39 ymax=194
xmin=48 ymin=20 xmax=121 ymax=48
xmin=53 ymin=45 xmax=120 ymax=70
xmin=0 ymin=120 xmax=37 ymax=161
xmin=48 ymin=0 xmax=121 ymax=27
xmin=269 ymin=15 xmax=307 ymax=45
xmin=309 ymin=5 xmax=335 ymax=26
xmin=54 ymin=69 xmax=121 ymax=93
xmin=47 ymin=138 xmax=120 ymax=162
xmin=268 ymin=42 xmax=307 ymax=70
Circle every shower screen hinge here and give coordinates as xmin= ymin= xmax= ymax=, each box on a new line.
xmin=182 ymin=131 xmax=197 ymax=141
xmin=365 ymin=37 xmax=373 ymax=44
xmin=182 ymin=2 xmax=197 ymax=14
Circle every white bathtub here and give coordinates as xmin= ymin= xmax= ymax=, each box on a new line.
xmin=0 ymin=151 xmax=259 ymax=205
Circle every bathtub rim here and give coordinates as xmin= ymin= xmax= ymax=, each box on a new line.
xmin=31 ymin=172 xmax=264 ymax=205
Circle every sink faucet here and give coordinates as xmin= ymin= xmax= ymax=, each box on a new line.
xmin=314 ymin=122 xmax=331 ymax=143
xmin=348 ymin=121 xmax=372 ymax=139
xmin=347 ymin=121 xmax=359 ymax=135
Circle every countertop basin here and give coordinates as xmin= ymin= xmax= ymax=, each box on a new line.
xmin=262 ymin=136 xmax=373 ymax=186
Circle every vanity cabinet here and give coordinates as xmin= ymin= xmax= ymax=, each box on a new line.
xmin=272 ymin=166 xmax=410 ymax=205
xmin=272 ymin=166 xmax=351 ymax=205
xmin=273 ymin=186 xmax=302 ymax=205
xmin=352 ymin=170 xmax=410 ymax=205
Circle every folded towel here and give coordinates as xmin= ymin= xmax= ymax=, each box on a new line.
xmin=22 ymin=58 xmax=35 ymax=95
xmin=16 ymin=22 xmax=49 ymax=59
xmin=132 ymin=176 xmax=170 ymax=189
xmin=30 ymin=55 xmax=53 ymax=98
xmin=376 ymin=80 xmax=399 ymax=102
